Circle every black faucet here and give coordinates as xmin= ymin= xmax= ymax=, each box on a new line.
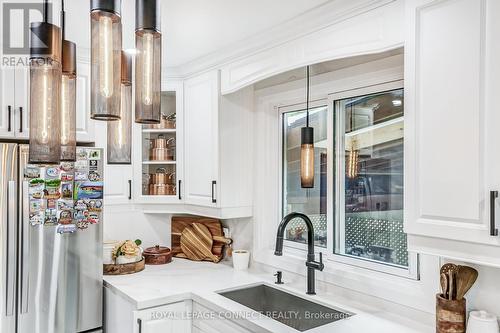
xmin=274 ymin=212 xmax=324 ymax=295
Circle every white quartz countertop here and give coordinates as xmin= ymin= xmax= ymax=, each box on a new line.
xmin=104 ymin=259 xmax=433 ymax=333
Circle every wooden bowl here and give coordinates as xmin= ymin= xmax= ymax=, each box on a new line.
xmin=143 ymin=245 xmax=173 ymax=265
xmin=103 ymin=258 xmax=145 ymax=275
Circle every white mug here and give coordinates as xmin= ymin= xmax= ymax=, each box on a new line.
xmin=467 ymin=311 xmax=499 ymax=333
xmin=232 ymin=250 xmax=250 ymax=270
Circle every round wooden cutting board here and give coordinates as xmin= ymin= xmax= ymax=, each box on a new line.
xmin=180 ymin=223 xmax=220 ymax=262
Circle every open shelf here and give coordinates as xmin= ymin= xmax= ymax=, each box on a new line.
xmin=142 ymin=128 xmax=176 ymax=134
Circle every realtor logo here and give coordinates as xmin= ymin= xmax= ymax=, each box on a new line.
xmin=2 ymin=3 xmax=52 ymax=55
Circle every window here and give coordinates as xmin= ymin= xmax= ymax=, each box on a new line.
xmin=281 ymin=85 xmax=415 ymax=276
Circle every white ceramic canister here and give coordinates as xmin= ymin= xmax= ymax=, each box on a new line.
xmin=232 ymin=250 xmax=250 ymax=270
xmin=467 ymin=311 xmax=499 ymax=333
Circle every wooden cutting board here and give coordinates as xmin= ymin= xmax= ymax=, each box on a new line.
xmin=171 ymin=216 xmax=225 ymax=261
xmin=180 ymin=224 xmax=221 ymax=263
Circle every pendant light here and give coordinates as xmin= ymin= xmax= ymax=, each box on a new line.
xmin=90 ymin=0 xmax=122 ymax=121
xmin=301 ymin=66 xmax=314 ymax=188
xmin=29 ymin=0 xmax=62 ymax=164
xmin=107 ymin=51 xmax=132 ymax=164
xmin=135 ymin=0 xmax=161 ymax=124
xmin=60 ymin=0 xmax=77 ymax=161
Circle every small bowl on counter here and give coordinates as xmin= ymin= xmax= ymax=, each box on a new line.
xmin=143 ymin=245 xmax=173 ymax=265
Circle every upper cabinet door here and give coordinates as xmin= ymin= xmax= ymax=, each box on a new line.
xmin=183 ymin=71 xmax=220 ymax=207
xmin=76 ymin=61 xmax=95 ymax=142
xmin=0 ymin=67 xmax=15 ymax=138
xmin=405 ymin=0 xmax=500 ymax=257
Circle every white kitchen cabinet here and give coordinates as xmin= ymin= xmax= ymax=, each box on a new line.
xmin=404 ymin=0 xmax=500 ymax=266
xmin=134 ymin=301 xmax=192 ymax=333
xmin=183 ymin=71 xmax=253 ymax=217
xmin=132 ymin=81 xmax=184 ymax=204
xmin=75 ymin=61 xmax=95 ymax=142
xmin=105 ymin=286 xmax=192 ymax=333
xmin=0 ymin=66 xmax=15 ymax=137
xmin=0 ymin=67 xmax=28 ymax=139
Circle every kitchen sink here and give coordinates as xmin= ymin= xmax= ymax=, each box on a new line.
xmin=218 ymin=284 xmax=352 ymax=331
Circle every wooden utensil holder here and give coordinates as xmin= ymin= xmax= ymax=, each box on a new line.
xmin=436 ymin=294 xmax=466 ymax=333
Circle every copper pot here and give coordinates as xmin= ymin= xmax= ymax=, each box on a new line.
xmin=149 ymin=169 xmax=175 ymax=185
xmin=147 ymin=113 xmax=176 ymax=129
xmin=149 ymin=184 xmax=176 ymax=195
xmin=143 ymin=245 xmax=172 ymax=265
xmin=149 ymin=147 xmax=175 ymax=161
xmin=148 ymin=135 xmax=175 ymax=149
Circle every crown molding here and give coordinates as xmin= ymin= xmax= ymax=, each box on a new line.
xmin=162 ymin=0 xmax=398 ymax=80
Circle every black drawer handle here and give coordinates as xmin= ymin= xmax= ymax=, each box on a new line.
xmin=7 ymin=105 xmax=12 ymax=132
xmin=490 ymin=191 xmax=498 ymax=236
xmin=19 ymin=107 xmax=23 ymax=133
xmin=137 ymin=318 xmax=142 ymax=333
xmin=178 ymin=180 xmax=182 ymax=200
xmin=128 ymin=180 xmax=132 ymax=200
xmin=211 ymin=180 xmax=217 ymax=204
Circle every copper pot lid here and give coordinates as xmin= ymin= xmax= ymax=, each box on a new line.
xmin=143 ymin=245 xmax=171 ymax=255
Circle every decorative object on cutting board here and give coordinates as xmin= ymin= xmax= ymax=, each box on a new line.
xmin=104 ymin=239 xmax=145 ymax=275
xmin=171 ymin=216 xmax=232 ymax=262
xmin=436 ymin=263 xmax=478 ymax=333
xmin=143 ymin=245 xmax=172 ymax=265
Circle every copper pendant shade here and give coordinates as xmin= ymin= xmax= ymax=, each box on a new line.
xmin=135 ymin=0 xmax=161 ymax=124
xmin=28 ymin=20 xmax=62 ymax=164
xmin=90 ymin=0 xmax=122 ymax=121
xmin=107 ymin=51 xmax=132 ymax=164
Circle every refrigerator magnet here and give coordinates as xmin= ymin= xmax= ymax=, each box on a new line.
xmin=60 ymin=162 xmax=74 ymax=172
xmin=29 ymin=212 xmax=44 ymax=226
xmin=88 ymin=171 xmax=101 ymax=181
xmin=75 ymin=200 xmax=88 ymax=211
xmin=77 ymin=149 xmax=89 ymax=160
xmin=61 ymin=183 xmax=73 ymax=199
xmin=61 ymin=173 xmax=74 ymax=182
xmin=88 ymin=212 xmax=99 ymax=224
xmin=44 ymin=209 xmax=58 ymax=226
xmin=75 ymin=182 xmax=103 ymax=199
xmin=75 ymin=171 xmax=88 ymax=181
xmin=58 ymin=210 xmax=73 ymax=225
xmin=24 ymin=166 xmax=40 ymax=179
xmin=57 ymin=224 xmax=77 ymax=234
xmin=58 ymin=200 xmax=74 ymax=210
xmin=76 ymin=219 xmax=89 ymax=230
xmin=46 ymin=167 xmax=60 ymax=178
xmin=88 ymin=150 xmax=101 ymax=160
xmin=29 ymin=199 xmax=43 ymax=213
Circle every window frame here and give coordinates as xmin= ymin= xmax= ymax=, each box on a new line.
xmin=279 ymin=79 xmax=419 ymax=280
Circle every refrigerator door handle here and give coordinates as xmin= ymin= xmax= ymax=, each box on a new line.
xmin=5 ymin=181 xmax=16 ymax=316
xmin=20 ymin=181 xmax=30 ymax=314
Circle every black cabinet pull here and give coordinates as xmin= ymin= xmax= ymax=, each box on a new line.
xmin=178 ymin=180 xmax=182 ymax=200
xmin=7 ymin=105 xmax=12 ymax=132
xmin=490 ymin=191 xmax=498 ymax=236
xmin=211 ymin=180 xmax=217 ymax=203
xmin=137 ymin=318 xmax=142 ymax=333
xmin=128 ymin=180 xmax=132 ymax=200
xmin=19 ymin=107 xmax=23 ymax=133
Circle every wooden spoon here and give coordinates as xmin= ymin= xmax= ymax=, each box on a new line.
xmin=440 ymin=273 xmax=448 ymax=298
xmin=456 ymin=266 xmax=478 ymax=300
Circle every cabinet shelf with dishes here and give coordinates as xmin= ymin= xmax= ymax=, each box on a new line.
xmin=132 ymin=82 xmax=184 ymax=203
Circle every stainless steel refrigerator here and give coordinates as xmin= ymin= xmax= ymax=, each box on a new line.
xmin=1 ymin=144 xmax=103 ymax=333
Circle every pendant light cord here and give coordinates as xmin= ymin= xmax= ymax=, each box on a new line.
xmin=306 ymin=66 xmax=310 ymax=127
xmin=43 ymin=0 xmax=49 ymax=23
xmin=61 ymin=0 xmax=65 ymax=39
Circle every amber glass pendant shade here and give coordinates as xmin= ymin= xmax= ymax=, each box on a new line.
xmin=135 ymin=0 xmax=161 ymax=124
xmin=300 ymin=126 xmax=314 ymax=188
xmin=29 ymin=22 xmax=62 ymax=164
xmin=60 ymin=40 xmax=77 ymax=161
xmin=107 ymin=52 xmax=132 ymax=164
xmin=90 ymin=0 xmax=122 ymax=121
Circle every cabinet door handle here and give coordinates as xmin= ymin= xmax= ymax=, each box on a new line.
xmin=178 ymin=180 xmax=182 ymax=200
xmin=137 ymin=318 xmax=142 ymax=333
xmin=7 ymin=105 xmax=12 ymax=132
xmin=490 ymin=191 xmax=498 ymax=236
xmin=128 ymin=180 xmax=132 ymax=200
xmin=211 ymin=180 xmax=217 ymax=204
xmin=19 ymin=107 xmax=23 ymax=133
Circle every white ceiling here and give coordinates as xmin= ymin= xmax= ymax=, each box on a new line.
xmin=63 ymin=0 xmax=333 ymax=68
xmin=160 ymin=0 xmax=332 ymax=67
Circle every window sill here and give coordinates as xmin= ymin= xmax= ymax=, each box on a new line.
xmin=253 ymin=248 xmax=439 ymax=313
